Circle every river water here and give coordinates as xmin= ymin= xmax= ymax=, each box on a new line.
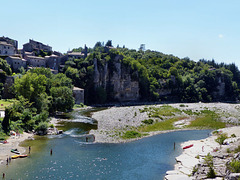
xmin=1 ymin=109 xmax=211 ymax=180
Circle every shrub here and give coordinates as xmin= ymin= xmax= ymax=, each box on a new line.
xmin=35 ymin=121 xmax=48 ymax=135
xmin=49 ymin=124 xmax=54 ymax=128
xmin=204 ymin=153 xmax=216 ymax=178
xmin=122 ymin=131 xmax=142 ymax=139
xmin=228 ymin=160 xmax=240 ymax=173
xmin=215 ymin=133 xmax=228 ymax=145
xmin=207 ymin=167 xmax=216 ymax=178
xmin=231 ymin=134 xmax=236 ymax=138
xmin=192 ymin=166 xmax=198 ymax=175
xmin=142 ymin=119 xmax=154 ymax=125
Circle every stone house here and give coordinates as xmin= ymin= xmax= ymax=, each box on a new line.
xmin=67 ymin=52 xmax=85 ymax=59
xmin=23 ymin=39 xmax=52 ymax=53
xmin=6 ymin=56 xmax=27 ymax=72
xmin=0 ymin=41 xmax=16 ymax=56
xmin=45 ymin=54 xmax=61 ymax=72
xmin=73 ymin=87 xmax=84 ymax=104
xmin=25 ymin=55 xmax=46 ymax=67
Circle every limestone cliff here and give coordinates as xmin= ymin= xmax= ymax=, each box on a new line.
xmin=93 ymin=55 xmax=139 ymax=102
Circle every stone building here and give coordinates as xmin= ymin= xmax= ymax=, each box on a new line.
xmin=25 ymin=55 xmax=46 ymax=67
xmin=0 ymin=41 xmax=16 ymax=56
xmin=67 ymin=52 xmax=85 ymax=59
xmin=73 ymin=87 xmax=84 ymax=104
xmin=45 ymin=54 xmax=60 ymax=71
xmin=6 ymin=56 xmax=27 ymax=72
xmin=23 ymin=39 xmax=52 ymax=53
xmin=0 ymin=36 xmax=18 ymax=49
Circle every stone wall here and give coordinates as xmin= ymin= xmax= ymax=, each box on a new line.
xmin=73 ymin=87 xmax=84 ymax=104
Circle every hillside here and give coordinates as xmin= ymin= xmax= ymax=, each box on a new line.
xmin=63 ymin=41 xmax=240 ymax=104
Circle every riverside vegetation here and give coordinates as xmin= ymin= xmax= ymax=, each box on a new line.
xmin=122 ymin=105 xmax=227 ymax=140
xmin=0 ymin=68 xmax=74 ymax=139
xmin=1 ymin=40 xmax=240 ymax=141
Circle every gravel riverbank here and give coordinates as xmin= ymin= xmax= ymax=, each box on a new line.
xmin=90 ymin=103 xmax=240 ymax=143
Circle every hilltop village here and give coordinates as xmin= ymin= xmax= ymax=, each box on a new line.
xmin=1 ymin=35 xmax=240 ymax=106
xmin=0 ymin=36 xmax=84 ymax=104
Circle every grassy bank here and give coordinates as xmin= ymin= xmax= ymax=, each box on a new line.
xmin=122 ymin=106 xmax=228 ymax=139
xmin=0 ymin=99 xmax=17 ymax=110
xmin=186 ymin=110 xmax=226 ymax=129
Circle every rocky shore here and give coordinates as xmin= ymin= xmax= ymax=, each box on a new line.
xmin=165 ymin=126 xmax=240 ymax=180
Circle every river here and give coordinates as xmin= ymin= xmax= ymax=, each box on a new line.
xmin=1 ymin=109 xmax=211 ymax=180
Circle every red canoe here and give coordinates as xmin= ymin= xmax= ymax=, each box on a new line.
xmin=19 ymin=154 xmax=28 ymax=158
xmin=183 ymin=144 xmax=193 ymax=149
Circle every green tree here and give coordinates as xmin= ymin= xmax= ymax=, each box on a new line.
xmin=50 ymin=86 xmax=75 ymax=112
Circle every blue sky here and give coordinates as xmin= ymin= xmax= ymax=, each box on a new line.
xmin=1 ymin=0 xmax=240 ymax=68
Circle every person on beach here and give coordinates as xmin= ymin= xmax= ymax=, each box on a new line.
xmin=50 ymin=149 xmax=52 ymax=155
xmin=86 ymin=137 xmax=88 ymax=142
xmin=29 ymin=146 xmax=31 ymax=154
xmin=6 ymin=158 xmax=8 ymax=165
xmin=202 ymin=146 xmax=204 ymax=152
xmin=9 ymin=156 xmax=11 ymax=163
xmin=3 ymin=172 xmax=5 ymax=179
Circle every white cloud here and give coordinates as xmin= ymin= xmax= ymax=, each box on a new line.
xmin=218 ymin=34 xmax=224 ymax=38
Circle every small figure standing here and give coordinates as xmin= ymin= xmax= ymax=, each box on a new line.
xmin=29 ymin=146 xmax=31 ymax=154
xmin=202 ymin=146 xmax=204 ymax=152
xmin=86 ymin=137 xmax=88 ymax=142
xmin=50 ymin=149 xmax=52 ymax=155
xmin=9 ymin=156 xmax=11 ymax=163
xmin=174 ymin=142 xmax=176 ymax=150
xmin=3 ymin=172 xmax=5 ymax=179
xmin=6 ymin=158 xmax=8 ymax=165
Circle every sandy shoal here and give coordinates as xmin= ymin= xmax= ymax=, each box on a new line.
xmin=0 ymin=132 xmax=33 ymax=165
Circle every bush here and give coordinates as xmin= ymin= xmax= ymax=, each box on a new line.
xmin=35 ymin=121 xmax=49 ymax=135
xmin=122 ymin=131 xmax=142 ymax=139
xmin=207 ymin=167 xmax=216 ymax=178
xmin=142 ymin=119 xmax=154 ymax=125
xmin=215 ymin=133 xmax=228 ymax=145
xmin=228 ymin=160 xmax=240 ymax=173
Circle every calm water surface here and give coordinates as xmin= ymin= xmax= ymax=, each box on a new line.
xmin=2 ymin=109 xmax=211 ymax=180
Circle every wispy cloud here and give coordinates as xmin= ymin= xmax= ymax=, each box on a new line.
xmin=218 ymin=34 xmax=224 ymax=38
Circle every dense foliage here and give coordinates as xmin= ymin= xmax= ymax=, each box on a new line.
xmin=62 ymin=41 xmax=240 ymax=104
xmin=0 ymin=58 xmax=12 ymax=99
xmin=1 ymin=68 xmax=74 ymax=134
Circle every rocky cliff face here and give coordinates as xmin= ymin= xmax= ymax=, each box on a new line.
xmin=93 ymin=55 xmax=139 ymax=102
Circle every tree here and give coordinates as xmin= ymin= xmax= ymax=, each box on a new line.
xmin=14 ymin=72 xmax=47 ymax=103
xmin=105 ymin=40 xmax=112 ymax=47
xmin=0 ymin=58 xmax=12 ymax=75
xmin=50 ymin=86 xmax=75 ymax=112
